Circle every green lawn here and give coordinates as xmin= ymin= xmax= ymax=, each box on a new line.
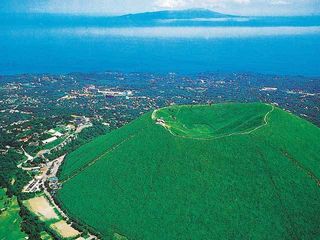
xmin=43 ymin=136 xmax=67 ymax=150
xmin=57 ymin=103 xmax=320 ymax=240
xmin=40 ymin=231 xmax=53 ymax=240
xmin=0 ymin=189 xmax=27 ymax=240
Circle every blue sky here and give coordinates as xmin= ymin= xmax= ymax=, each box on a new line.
xmin=1 ymin=0 xmax=320 ymax=16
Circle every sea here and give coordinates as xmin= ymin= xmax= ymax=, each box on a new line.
xmin=0 ymin=13 xmax=320 ymax=76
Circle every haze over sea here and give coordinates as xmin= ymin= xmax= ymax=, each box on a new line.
xmin=1 ymin=11 xmax=320 ymax=76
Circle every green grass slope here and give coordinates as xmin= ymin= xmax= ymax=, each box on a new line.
xmin=57 ymin=103 xmax=320 ymax=240
xmin=0 ymin=189 xmax=27 ymax=240
xmin=152 ymin=103 xmax=272 ymax=139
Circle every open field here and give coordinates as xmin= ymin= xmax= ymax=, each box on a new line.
xmin=0 ymin=189 xmax=27 ymax=240
xmin=57 ymin=103 xmax=320 ymax=240
xmin=50 ymin=220 xmax=80 ymax=238
xmin=23 ymin=195 xmax=81 ymax=239
xmin=23 ymin=196 xmax=59 ymax=221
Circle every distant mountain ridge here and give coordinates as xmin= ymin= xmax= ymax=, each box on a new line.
xmin=118 ymin=8 xmax=234 ymax=20
xmin=1 ymin=9 xmax=319 ymax=28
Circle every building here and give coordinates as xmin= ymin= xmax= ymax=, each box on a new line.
xmin=42 ymin=136 xmax=57 ymax=145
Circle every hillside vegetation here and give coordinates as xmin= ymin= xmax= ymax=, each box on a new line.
xmin=0 ymin=189 xmax=27 ymax=239
xmin=57 ymin=103 xmax=320 ymax=240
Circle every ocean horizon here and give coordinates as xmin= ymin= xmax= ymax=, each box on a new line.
xmin=1 ymin=13 xmax=320 ymax=76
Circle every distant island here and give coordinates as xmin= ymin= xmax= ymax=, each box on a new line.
xmin=1 ymin=8 xmax=319 ymax=29
xmin=118 ymin=8 xmax=234 ymax=20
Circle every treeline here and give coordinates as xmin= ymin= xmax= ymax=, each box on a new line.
xmin=18 ymin=199 xmax=62 ymax=240
xmin=53 ymin=197 xmax=104 ymax=239
xmin=19 ymin=203 xmax=45 ymax=239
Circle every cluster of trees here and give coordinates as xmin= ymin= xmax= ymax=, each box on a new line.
xmin=0 ymin=150 xmax=31 ymax=197
xmin=19 ymin=203 xmax=45 ymax=239
xmin=19 ymin=201 xmax=63 ymax=240
xmin=66 ymin=214 xmax=103 ymax=239
xmin=0 ymin=129 xmax=20 ymax=148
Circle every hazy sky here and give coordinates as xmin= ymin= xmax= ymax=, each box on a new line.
xmin=1 ymin=0 xmax=320 ymax=16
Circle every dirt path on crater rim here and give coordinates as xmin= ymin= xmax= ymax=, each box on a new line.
xmin=151 ymin=104 xmax=275 ymax=141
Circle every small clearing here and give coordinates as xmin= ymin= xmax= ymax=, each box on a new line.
xmin=24 ymin=196 xmax=59 ymax=221
xmin=50 ymin=220 xmax=80 ymax=238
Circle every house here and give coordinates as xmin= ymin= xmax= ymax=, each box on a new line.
xmin=20 ymin=135 xmax=32 ymax=143
xmin=42 ymin=136 xmax=57 ymax=145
